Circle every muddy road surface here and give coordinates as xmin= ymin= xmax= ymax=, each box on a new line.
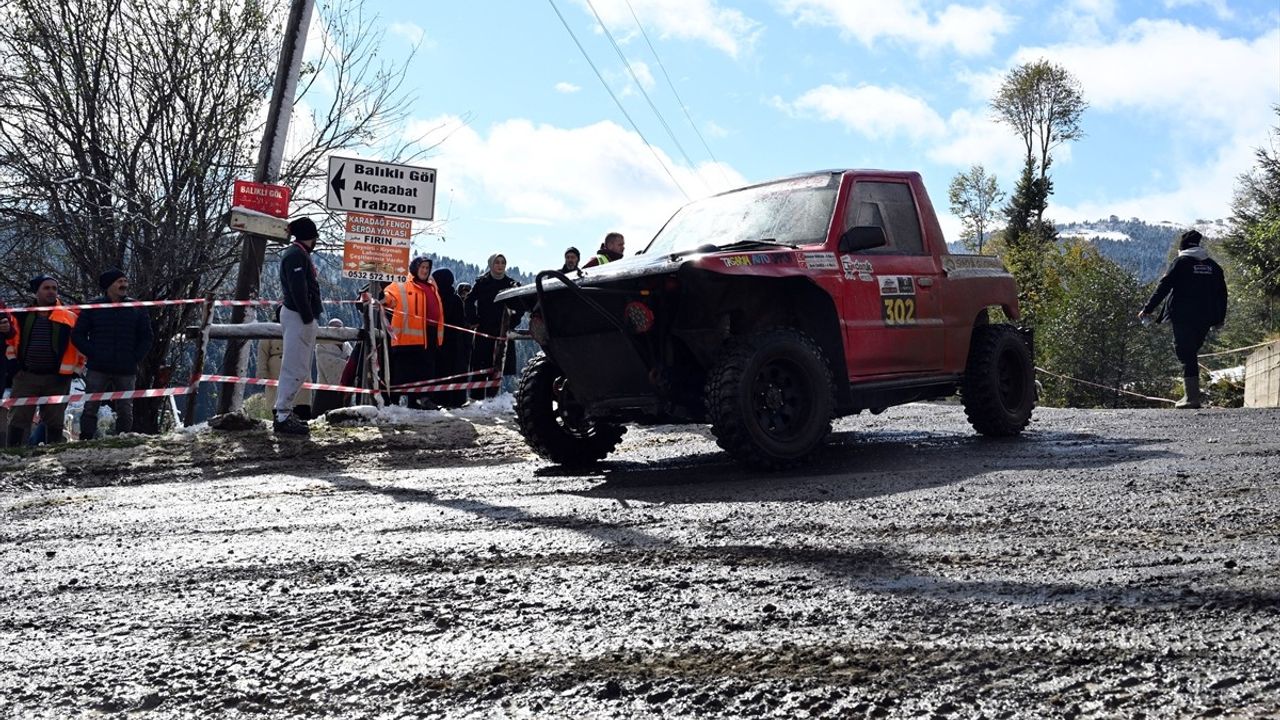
xmin=2 ymin=403 xmax=1278 ymax=719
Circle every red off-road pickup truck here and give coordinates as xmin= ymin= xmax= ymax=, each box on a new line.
xmin=496 ymin=170 xmax=1036 ymax=468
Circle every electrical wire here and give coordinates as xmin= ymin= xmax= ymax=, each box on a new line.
xmin=545 ymin=0 xmax=690 ymax=200
xmin=622 ymin=0 xmax=732 ymax=188
xmin=583 ymin=0 xmax=709 ymax=194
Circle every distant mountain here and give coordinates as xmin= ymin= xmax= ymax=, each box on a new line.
xmin=1058 ymin=216 xmax=1228 ymax=282
xmin=946 ymin=217 xmax=1229 ymax=283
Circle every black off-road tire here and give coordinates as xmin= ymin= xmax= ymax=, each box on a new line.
xmin=514 ymin=353 xmax=625 ymax=465
xmin=961 ymin=324 xmax=1036 ymax=436
xmin=705 ymin=328 xmax=834 ymax=470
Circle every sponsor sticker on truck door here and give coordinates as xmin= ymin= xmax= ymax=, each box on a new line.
xmin=878 ymin=275 xmax=917 ymax=326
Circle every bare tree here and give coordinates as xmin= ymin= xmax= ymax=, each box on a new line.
xmin=0 ymin=0 xmax=435 ymax=431
xmin=947 ymin=165 xmax=1004 ymax=253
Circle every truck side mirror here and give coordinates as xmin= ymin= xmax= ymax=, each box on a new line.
xmin=839 ymin=225 xmax=887 ymax=253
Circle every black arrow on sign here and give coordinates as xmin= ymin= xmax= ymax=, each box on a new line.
xmin=331 ymin=163 xmax=346 ymax=204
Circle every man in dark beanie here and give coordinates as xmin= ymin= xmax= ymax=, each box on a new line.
xmin=4 ymin=276 xmax=82 ymax=446
xmin=1139 ymin=229 xmax=1228 ymax=409
xmin=274 ymin=216 xmax=324 ymax=435
xmin=72 ymin=268 xmax=153 ymax=439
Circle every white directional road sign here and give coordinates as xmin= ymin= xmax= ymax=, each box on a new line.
xmin=326 ymin=156 xmax=437 ymax=221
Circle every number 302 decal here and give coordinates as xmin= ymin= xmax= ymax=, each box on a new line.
xmin=881 ymin=297 xmax=916 ymax=326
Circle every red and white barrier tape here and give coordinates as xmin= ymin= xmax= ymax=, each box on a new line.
xmin=0 ymin=385 xmax=194 ymax=409
xmin=195 ymin=374 xmax=376 ymax=395
xmin=388 ymin=368 xmax=496 ymax=391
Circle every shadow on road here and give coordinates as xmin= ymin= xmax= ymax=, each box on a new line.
xmin=560 ymin=428 xmax=1175 ymax=505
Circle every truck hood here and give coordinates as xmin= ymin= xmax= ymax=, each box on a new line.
xmin=496 ymin=252 xmax=686 ymax=303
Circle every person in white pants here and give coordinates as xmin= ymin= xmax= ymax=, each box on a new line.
xmin=274 ymin=217 xmax=323 ymax=435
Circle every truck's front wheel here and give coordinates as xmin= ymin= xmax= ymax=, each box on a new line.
xmin=706 ymin=328 xmax=834 ymax=469
xmin=515 ymin=354 xmax=625 ymax=465
xmin=961 ymin=324 xmax=1036 ymax=436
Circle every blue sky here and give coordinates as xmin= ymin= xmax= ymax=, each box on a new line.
xmin=326 ymin=0 xmax=1279 ymax=273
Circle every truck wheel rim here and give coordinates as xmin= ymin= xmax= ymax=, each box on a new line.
xmin=751 ymin=359 xmax=809 ymax=440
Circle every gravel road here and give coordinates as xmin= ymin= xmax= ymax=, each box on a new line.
xmin=2 ymin=403 xmax=1278 ymax=719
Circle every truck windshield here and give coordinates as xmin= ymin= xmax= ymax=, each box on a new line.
xmin=643 ymin=173 xmax=839 ymax=256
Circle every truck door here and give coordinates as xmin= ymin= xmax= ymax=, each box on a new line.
xmin=837 ymin=179 xmax=944 ymax=377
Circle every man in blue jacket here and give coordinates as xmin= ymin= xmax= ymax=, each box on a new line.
xmin=73 ymin=269 xmax=153 ymax=439
xmin=1139 ymin=230 xmax=1228 ymax=409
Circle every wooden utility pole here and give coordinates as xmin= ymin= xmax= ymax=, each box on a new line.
xmin=216 ymin=0 xmax=316 ymax=415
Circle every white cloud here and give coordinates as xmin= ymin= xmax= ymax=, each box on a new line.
xmin=555 ymin=81 xmax=582 ymax=94
xmin=629 ymin=60 xmax=656 ymax=90
xmin=388 ymin=21 xmax=430 ymax=47
xmin=927 ymin=108 xmax=1025 ymax=177
xmin=705 ymin=120 xmax=729 ymax=138
xmin=1011 ymin=21 xmax=1278 ymax=140
xmin=574 ymin=0 xmax=763 ymax=58
xmin=774 ymin=84 xmax=947 ymax=141
xmin=1051 ymin=0 xmax=1117 ymax=41
xmin=404 ymin=115 xmax=747 ymax=242
xmin=778 ymin=0 xmax=1013 ymax=56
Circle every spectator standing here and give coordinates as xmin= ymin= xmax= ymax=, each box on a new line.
xmin=430 ymin=268 xmax=468 ymax=408
xmin=465 ymin=253 xmax=520 ymax=399
xmin=4 ymin=276 xmax=83 ymax=446
xmin=1139 ymin=229 xmax=1229 ymax=409
xmin=274 ymin=217 xmax=323 ymax=435
xmin=72 ymin=269 xmax=153 ymax=439
xmin=383 ymin=256 xmax=445 ymax=408
xmin=561 ymin=247 xmax=581 ymax=273
xmin=582 ymin=232 xmax=624 ymax=268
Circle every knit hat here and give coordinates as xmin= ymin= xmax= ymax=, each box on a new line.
xmin=98 ymin=268 xmax=126 ymax=290
xmin=28 ymin=275 xmax=55 ymax=293
xmin=1179 ymin=229 xmax=1203 ymax=250
xmin=288 ymin=217 xmax=319 ymax=241
xmin=409 ymin=255 xmax=433 ymax=278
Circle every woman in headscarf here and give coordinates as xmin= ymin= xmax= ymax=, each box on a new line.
xmin=429 ymin=267 xmax=468 ymax=408
xmin=464 ymin=253 xmax=520 ymax=399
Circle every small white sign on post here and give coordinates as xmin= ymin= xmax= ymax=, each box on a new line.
xmin=326 ymin=156 xmax=437 ymax=221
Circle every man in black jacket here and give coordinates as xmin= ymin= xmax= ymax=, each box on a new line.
xmin=72 ymin=269 xmax=153 ymax=439
xmin=275 ymin=217 xmax=323 ymax=435
xmin=1139 ymin=230 xmax=1228 ymax=409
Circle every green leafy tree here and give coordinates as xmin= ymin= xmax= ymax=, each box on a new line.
xmin=1222 ymin=106 xmax=1280 ymax=308
xmin=1039 ymin=242 xmax=1174 ymax=407
xmin=948 ymin=165 xmax=1004 ymax=253
xmin=990 ymin=59 xmax=1086 ymax=328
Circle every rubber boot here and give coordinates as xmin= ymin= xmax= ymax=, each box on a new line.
xmin=1175 ymin=375 xmax=1201 ymax=409
xmin=46 ymin=427 xmax=66 ymax=444
xmin=6 ymin=426 xmax=27 ymax=449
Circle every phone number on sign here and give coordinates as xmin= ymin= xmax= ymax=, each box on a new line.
xmin=342 ymin=271 xmax=407 ymax=282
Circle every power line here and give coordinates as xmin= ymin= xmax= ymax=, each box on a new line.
xmin=583 ymin=0 xmax=709 ymax=194
xmin=622 ymin=0 xmax=732 ymax=188
xmin=545 ymin=0 xmax=690 ymax=200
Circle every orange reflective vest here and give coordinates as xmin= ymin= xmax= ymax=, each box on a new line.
xmin=384 ymin=280 xmax=445 ymax=348
xmin=5 ymin=303 xmax=84 ymax=376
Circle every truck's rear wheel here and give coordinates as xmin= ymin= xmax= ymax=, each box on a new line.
xmin=961 ymin=324 xmax=1036 ymax=436
xmin=515 ymin=353 xmax=625 ymax=465
xmin=706 ymin=328 xmax=834 ymax=469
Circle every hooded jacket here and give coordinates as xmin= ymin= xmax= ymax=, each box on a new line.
xmin=1142 ymin=246 xmax=1228 ymax=328
xmin=280 ymin=241 xmax=323 ymax=324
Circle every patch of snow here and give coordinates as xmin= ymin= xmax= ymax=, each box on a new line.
xmin=1210 ymin=366 xmax=1245 ymax=383
xmin=324 ymin=393 xmax=515 ymax=427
